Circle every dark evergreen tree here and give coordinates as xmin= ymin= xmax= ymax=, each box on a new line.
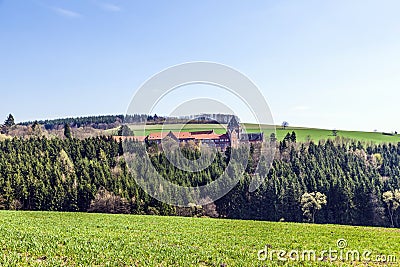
xmin=117 ymin=125 xmax=134 ymax=136
xmin=4 ymin=114 xmax=15 ymax=127
xmin=290 ymin=131 xmax=297 ymax=143
xmin=0 ymin=131 xmax=399 ymax=226
xmin=64 ymin=123 xmax=72 ymax=139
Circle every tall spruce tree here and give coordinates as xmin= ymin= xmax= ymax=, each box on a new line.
xmin=64 ymin=123 xmax=72 ymax=139
xmin=4 ymin=114 xmax=15 ymax=127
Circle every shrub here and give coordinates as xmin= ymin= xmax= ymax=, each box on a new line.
xmin=88 ymin=187 xmax=130 ymax=214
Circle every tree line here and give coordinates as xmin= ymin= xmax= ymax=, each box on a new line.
xmin=17 ymin=114 xmax=161 ymax=130
xmin=16 ymin=113 xmax=241 ymax=131
xmin=0 ymin=132 xmax=399 ymax=227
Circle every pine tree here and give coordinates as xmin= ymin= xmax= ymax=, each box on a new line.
xmin=1 ymin=114 xmax=15 ymax=134
xmin=4 ymin=114 xmax=15 ymax=127
xmin=290 ymin=131 xmax=297 ymax=143
xmin=64 ymin=123 xmax=72 ymax=139
xmin=117 ymin=125 xmax=134 ymax=136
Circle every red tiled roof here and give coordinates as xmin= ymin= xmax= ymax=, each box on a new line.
xmin=192 ymin=133 xmax=221 ymax=140
xmin=118 ymin=130 xmax=232 ymax=142
xmin=133 ymin=136 xmax=147 ymax=142
xmin=175 ymin=132 xmax=194 ymax=139
xmin=147 ymin=131 xmax=182 ymax=140
xmin=146 ymin=130 xmax=227 ymax=141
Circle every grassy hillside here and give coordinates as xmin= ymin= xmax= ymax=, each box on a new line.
xmin=0 ymin=211 xmax=398 ymax=266
xmin=108 ymin=123 xmax=400 ymax=144
xmin=261 ymin=125 xmax=400 ymax=144
xmin=105 ymin=123 xmax=227 ymax=136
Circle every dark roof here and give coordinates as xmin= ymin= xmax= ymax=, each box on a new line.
xmin=166 ymin=131 xmax=179 ymax=141
xmin=227 ymin=116 xmax=240 ymax=129
xmin=190 ymin=130 xmax=215 ymax=135
xmin=219 ymin=133 xmax=230 ymax=139
xmin=241 ymin=133 xmax=264 ymax=141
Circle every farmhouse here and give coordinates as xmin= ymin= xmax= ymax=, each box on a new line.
xmin=147 ymin=117 xmax=264 ymax=149
xmin=115 ymin=117 xmax=264 ymax=150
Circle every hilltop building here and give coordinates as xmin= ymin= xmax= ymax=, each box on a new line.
xmin=143 ymin=117 xmax=264 ymax=150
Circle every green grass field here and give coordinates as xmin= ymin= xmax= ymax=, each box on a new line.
xmin=107 ymin=123 xmax=400 ymax=144
xmin=0 ymin=211 xmax=398 ymax=266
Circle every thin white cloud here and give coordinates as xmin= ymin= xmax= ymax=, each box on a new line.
xmin=99 ymin=3 xmax=122 ymax=12
xmin=52 ymin=7 xmax=82 ymax=18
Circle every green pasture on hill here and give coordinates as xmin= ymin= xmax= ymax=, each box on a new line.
xmin=107 ymin=123 xmax=400 ymax=144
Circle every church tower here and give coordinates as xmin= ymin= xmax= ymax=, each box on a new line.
xmin=227 ymin=116 xmax=240 ymax=148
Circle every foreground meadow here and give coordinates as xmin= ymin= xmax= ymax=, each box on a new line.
xmin=0 ymin=211 xmax=398 ymax=266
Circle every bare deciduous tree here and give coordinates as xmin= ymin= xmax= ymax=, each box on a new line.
xmin=88 ymin=187 xmax=130 ymax=214
xmin=199 ymin=197 xmax=219 ymax=218
xmin=382 ymin=189 xmax=400 ymax=227
xmin=300 ymin=192 xmax=327 ymax=223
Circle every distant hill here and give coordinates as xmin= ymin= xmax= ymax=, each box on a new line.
xmin=17 ymin=114 xmax=235 ymax=130
xmin=18 ymin=115 xmax=125 ymax=130
xmin=13 ymin=114 xmax=400 ymax=144
xmin=1 ymin=115 xmax=400 ymax=228
xmin=107 ymin=123 xmax=400 ymax=144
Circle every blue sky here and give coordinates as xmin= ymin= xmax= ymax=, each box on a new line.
xmin=1 ymin=0 xmax=399 ymax=132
